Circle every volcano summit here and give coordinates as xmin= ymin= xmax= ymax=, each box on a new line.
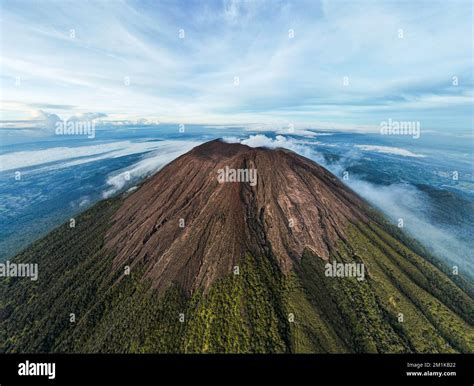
xmin=1 ymin=140 xmax=473 ymax=353
xmin=106 ymin=139 xmax=371 ymax=295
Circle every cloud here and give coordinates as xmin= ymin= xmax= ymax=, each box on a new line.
xmin=242 ymin=124 xmax=319 ymax=137
xmin=225 ymin=133 xmax=300 ymax=149
xmin=102 ymin=140 xmax=201 ymax=198
xmin=6 ymin=109 xmax=109 ymax=131
xmin=0 ymin=140 xmax=192 ymax=172
xmin=355 ymin=145 xmax=426 ymax=158
xmin=241 ymin=134 xmax=292 ymax=148
xmin=68 ymin=112 xmax=108 ymax=121
xmin=32 ymin=110 xmax=61 ymax=130
xmin=224 ymin=134 xmax=327 ymax=164
xmin=345 ymin=179 xmax=472 ymax=273
xmin=29 ymin=103 xmax=76 ymax=110
xmin=1 ymin=0 xmax=472 ymax=128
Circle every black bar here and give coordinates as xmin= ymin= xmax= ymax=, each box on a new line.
xmin=0 ymin=354 xmax=472 ymax=385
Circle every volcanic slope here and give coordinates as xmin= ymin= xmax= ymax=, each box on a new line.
xmin=1 ymin=139 xmax=473 ymax=353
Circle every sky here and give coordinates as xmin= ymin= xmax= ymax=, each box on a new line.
xmin=0 ymin=0 xmax=473 ymax=131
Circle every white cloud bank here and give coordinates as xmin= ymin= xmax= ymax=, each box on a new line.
xmin=0 ymin=140 xmax=201 ymax=173
xmin=102 ymin=140 xmax=201 ymax=198
xmin=355 ymin=145 xmax=425 ymax=158
xmin=0 ymin=141 xmax=158 ymax=172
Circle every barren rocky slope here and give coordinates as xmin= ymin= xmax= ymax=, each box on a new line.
xmin=107 ymin=140 xmax=369 ymax=294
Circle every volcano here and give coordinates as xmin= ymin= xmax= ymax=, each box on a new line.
xmin=106 ymin=139 xmax=370 ymax=294
xmin=1 ymin=140 xmax=473 ymax=353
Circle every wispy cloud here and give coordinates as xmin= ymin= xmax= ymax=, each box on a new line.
xmin=355 ymin=145 xmax=425 ymax=158
xmin=1 ymin=0 xmax=472 ymax=129
xmin=102 ymin=140 xmax=201 ymax=198
xmin=0 ymin=140 xmax=170 ymax=172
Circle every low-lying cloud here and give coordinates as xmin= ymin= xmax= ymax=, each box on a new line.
xmin=226 ymin=134 xmax=472 ymax=275
xmin=355 ymin=145 xmax=425 ymax=158
xmin=102 ymin=140 xmax=201 ymax=198
xmin=0 ymin=140 xmax=165 ymax=172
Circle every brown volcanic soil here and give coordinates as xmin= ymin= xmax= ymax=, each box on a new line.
xmin=106 ymin=139 xmax=369 ymax=295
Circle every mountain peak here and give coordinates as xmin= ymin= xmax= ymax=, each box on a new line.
xmin=106 ymin=139 xmax=368 ymax=295
xmin=189 ymin=139 xmax=263 ymax=160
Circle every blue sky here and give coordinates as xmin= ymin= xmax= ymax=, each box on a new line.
xmin=0 ymin=0 xmax=473 ymax=131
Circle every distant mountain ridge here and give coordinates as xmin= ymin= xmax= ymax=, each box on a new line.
xmin=1 ymin=139 xmax=473 ymax=353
